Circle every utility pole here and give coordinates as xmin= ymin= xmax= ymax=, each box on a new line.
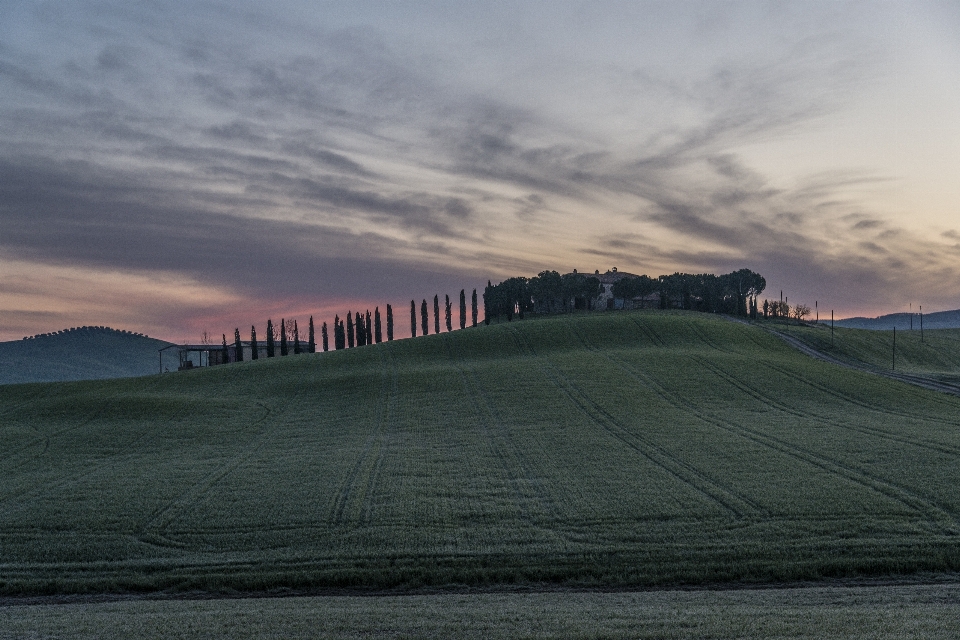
xmin=816 ymin=300 xmax=818 ymax=323
xmin=892 ymin=326 xmax=896 ymax=371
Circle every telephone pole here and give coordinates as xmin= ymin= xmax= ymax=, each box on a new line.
xmin=892 ymin=326 xmax=896 ymax=371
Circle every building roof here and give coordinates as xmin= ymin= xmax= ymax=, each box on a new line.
xmin=564 ymin=268 xmax=642 ymax=285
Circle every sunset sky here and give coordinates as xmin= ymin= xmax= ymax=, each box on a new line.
xmin=2 ymin=1 xmax=959 ymax=342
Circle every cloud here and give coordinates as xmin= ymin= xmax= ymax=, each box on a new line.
xmin=1 ymin=0 xmax=958 ymax=338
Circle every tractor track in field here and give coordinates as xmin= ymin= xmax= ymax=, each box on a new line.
xmin=710 ymin=316 xmax=960 ymax=431
xmin=504 ymin=324 xmax=763 ymax=519
xmin=443 ymin=333 xmax=561 ymax=524
xmin=0 ymin=384 xmax=59 ymax=420
xmin=686 ymin=317 xmax=960 ymax=432
xmin=762 ymin=360 xmax=960 ymax=429
xmin=134 ymin=399 xmax=276 ymax=548
xmin=358 ymin=347 xmax=401 ymax=526
xmin=0 ymin=377 xmax=167 ymax=513
xmin=620 ymin=318 xmax=960 ymax=533
xmin=0 ymin=386 xmax=130 ymax=471
xmin=329 ymin=348 xmax=398 ymax=527
xmin=723 ymin=316 xmax=960 ymax=400
xmin=559 ymin=322 xmax=767 ymax=517
xmin=691 ymin=355 xmax=960 ymax=460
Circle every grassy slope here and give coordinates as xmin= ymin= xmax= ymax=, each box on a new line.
xmin=773 ymin=322 xmax=960 ymax=382
xmin=0 ymin=328 xmax=172 ymax=385
xmin=3 ymin=583 xmax=959 ymax=639
xmin=2 ymin=310 xmax=960 ymax=595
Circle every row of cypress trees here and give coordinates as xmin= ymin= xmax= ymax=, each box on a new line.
xmin=225 ymin=316 xmax=320 ymax=362
xmin=222 ymin=288 xmax=479 ymax=362
xmin=409 ymin=289 xmax=478 ymax=337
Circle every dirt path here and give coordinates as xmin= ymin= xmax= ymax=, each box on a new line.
xmin=726 ymin=316 xmax=960 ymax=398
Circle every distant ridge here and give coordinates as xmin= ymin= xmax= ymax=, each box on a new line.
xmin=0 ymin=326 xmax=173 ymax=385
xmin=833 ymin=309 xmax=960 ymax=330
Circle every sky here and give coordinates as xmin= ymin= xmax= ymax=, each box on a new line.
xmin=2 ymin=0 xmax=959 ymax=342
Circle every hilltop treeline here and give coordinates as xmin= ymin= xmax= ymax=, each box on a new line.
xmin=483 ymin=268 xmax=767 ymax=321
xmin=22 ymin=326 xmax=149 ymax=341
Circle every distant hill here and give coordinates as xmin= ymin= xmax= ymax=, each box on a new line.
xmin=0 ymin=326 xmax=173 ymax=385
xmin=833 ymin=308 xmax=960 ymax=330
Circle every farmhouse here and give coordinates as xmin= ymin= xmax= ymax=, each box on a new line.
xmin=586 ymin=268 xmax=660 ymax=310
xmin=160 ymin=341 xmax=279 ymax=372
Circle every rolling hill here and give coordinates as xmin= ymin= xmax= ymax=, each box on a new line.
xmin=0 ymin=326 xmax=173 ymax=385
xmin=835 ymin=308 xmax=960 ymax=330
xmin=2 ymin=310 xmax=960 ymax=596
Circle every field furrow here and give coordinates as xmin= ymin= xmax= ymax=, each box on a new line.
xmin=505 ymin=323 xmax=764 ymax=519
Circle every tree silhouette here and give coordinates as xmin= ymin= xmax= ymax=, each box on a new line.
xmin=250 ymin=325 xmax=258 ymax=360
xmin=234 ymin=328 xmax=244 ymax=362
xmin=483 ymin=281 xmax=492 ymax=325
xmin=280 ymin=319 xmax=288 ymax=356
xmin=308 ymin=316 xmax=316 ymax=353
xmin=355 ymin=311 xmax=365 ymax=347
xmin=293 ymin=320 xmax=301 ymax=354
xmin=266 ymin=319 xmax=275 ymax=357
xmin=529 ymin=270 xmax=562 ymax=313
xmin=347 ymin=311 xmax=355 ymax=348
xmin=459 ymin=289 xmax=466 ymax=330
xmin=365 ymin=310 xmax=373 ymax=345
xmin=334 ymin=315 xmax=344 ymax=350
xmin=386 ymin=304 xmax=394 ymax=341
xmin=410 ymin=300 xmax=417 ymax=338
xmin=445 ymin=294 xmax=452 ymax=332
xmin=433 ymin=295 xmax=440 ymax=334
xmin=222 ymin=333 xmax=229 ymax=364
xmin=322 ymin=321 xmax=329 ymax=352
xmin=421 ymin=299 xmax=429 ymax=335
xmin=374 ymin=307 xmax=383 ymax=343
xmin=472 ymin=289 xmax=478 ymax=326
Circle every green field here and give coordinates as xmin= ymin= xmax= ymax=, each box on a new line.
xmin=773 ymin=321 xmax=960 ymax=382
xmin=3 ymin=310 xmax=960 ymax=596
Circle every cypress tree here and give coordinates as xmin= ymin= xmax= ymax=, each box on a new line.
xmin=339 ymin=318 xmax=346 ymax=349
xmin=347 ymin=311 xmax=355 ymax=348
xmin=445 ymin=295 xmax=452 ymax=332
xmin=322 ymin=321 xmax=329 ymax=352
xmin=294 ymin=320 xmax=301 ymax=354
xmin=266 ymin=319 xmax=275 ymax=357
xmin=366 ymin=310 xmax=373 ymax=345
xmin=433 ymin=295 xmax=440 ymax=334
xmin=483 ymin=281 xmax=491 ymax=325
xmin=421 ymin=299 xmax=429 ymax=335
xmin=234 ymin=328 xmax=244 ymax=362
xmin=410 ymin=300 xmax=417 ymax=338
xmin=222 ymin=333 xmax=229 ymax=364
xmin=334 ymin=315 xmax=344 ymax=350
xmin=374 ymin=307 xmax=383 ymax=343
xmin=460 ymin=289 xmax=466 ymax=330
xmin=308 ymin=316 xmax=316 ymax=353
xmin=280 ymin=319 xmax=288 ymax=356
xmin=472 ymin=289 xmax=478 ymax=327
xmin=387 ymin=304 xmax=394 ymax=341
xmin=250 ymin=325 xmax=258 ymax=360
xmin=355 ymin=312 xmax=365 ymax=347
